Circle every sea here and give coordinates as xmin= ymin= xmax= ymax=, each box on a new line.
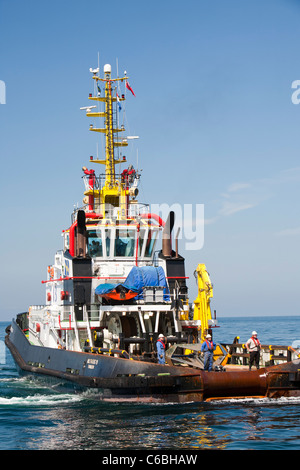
xmin=0 ymin=316 xmax=300 ymax=453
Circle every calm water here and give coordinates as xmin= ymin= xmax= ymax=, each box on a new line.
xmin=1 ymin=317 xmax=300 ymax=451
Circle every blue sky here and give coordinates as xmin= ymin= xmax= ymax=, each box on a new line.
xmin=0 ymin=0 xmax=300 ymax=320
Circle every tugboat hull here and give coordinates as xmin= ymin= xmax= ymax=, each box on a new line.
xmin=5 ymin=321 xmax=300 ymax=403
xmin=5 ymin=321 xmax=205 ymax=403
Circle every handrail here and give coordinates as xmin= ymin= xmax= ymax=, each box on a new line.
xmin=58 ymin=314 xmax=72 ymax=330
xmin=223 ymin=342 xmax=296 ymax=366
xmin=83 ymin=346 xmax=130 ymax=359
xmin=42 ymin=275 xmax=127 ymax=284
xmin=27 ymin=326 xmax=44 ymax=346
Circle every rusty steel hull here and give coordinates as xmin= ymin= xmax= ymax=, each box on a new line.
xmin=5 ymin=321 xmax=300 ymax=403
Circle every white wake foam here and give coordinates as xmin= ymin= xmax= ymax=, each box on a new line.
xmin=210 ymin=396 xmax=300 ymax=405
xmin=0 ymin=393 xmax=84 ymax=406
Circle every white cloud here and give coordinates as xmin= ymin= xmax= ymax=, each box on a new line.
xmin=276 ymin=227 xmax=300 ymax=237
xmin=227 ymin=182 xmax=252 ymax=193
xmin=204 ymin=216 xmax=219 ymax=225
xmin=217 ymin=178 xmax=263 ymax=218
xmin=219 ymin=201 xmax=256 ymax=217
xmin=206 ymin=166 xmax=300 ymax=225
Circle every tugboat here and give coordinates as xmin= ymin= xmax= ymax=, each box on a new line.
xmin=5 ymin=63 xmax=300 ymax=403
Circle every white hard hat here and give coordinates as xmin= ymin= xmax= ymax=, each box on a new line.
xmin=206 ymin=334 xmax=212 ymax=338
xmin=252 ymin=331 xmax=257 ymax=335
xmin=158 ymin=334 xmax=164 ymax=338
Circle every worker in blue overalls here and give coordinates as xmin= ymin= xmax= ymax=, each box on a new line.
xmin=201 ymin=334 xmax=216 ymax=371
xmin=156 ymin=334 xmax=166 ymax=364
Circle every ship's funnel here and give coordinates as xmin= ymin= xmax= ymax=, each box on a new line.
xmin=162 ymin=211 xmax=175 ymax=257
xmin=76 ymin=210 xmax=87 ymax=257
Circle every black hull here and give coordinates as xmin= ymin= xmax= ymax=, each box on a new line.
xmin=5 ymin=320 xmax=205 ymax=403
xmin=5 ymin=321 xmax=300 ymax=403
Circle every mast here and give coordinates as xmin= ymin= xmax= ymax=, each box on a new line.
xmin=85 ymin=63 xmax=131 ymax=218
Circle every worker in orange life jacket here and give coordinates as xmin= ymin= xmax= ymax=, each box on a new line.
xmin=201 ymin=334 xmax=216 ymax=371
xmin=246 ymin=331 xmax=261 ymax=370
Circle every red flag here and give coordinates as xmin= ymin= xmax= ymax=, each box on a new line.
xmin=126 ymin=81 xmax=136 ymax=96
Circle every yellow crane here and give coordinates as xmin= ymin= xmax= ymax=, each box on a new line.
xmin=193 ymin=264 xmax=213 ymax=342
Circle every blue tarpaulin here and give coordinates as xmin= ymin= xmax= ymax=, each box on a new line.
xmin=95 ymin=266 xmax=170 ymax=300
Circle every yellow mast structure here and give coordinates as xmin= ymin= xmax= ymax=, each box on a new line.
xmin=84 ymin=64 xmax=130 ymax=219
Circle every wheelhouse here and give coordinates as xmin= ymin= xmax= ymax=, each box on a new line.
xmin=84 ymin=219 xmax=159 ymax=261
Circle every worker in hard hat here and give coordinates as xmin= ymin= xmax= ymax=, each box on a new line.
xmin=201 ymin=334 xmax=216 ymax=371
xmin=246 ymin=331 xmax=261 ymax=370
xmin=156 ymin=334 xmax=166 ymax=364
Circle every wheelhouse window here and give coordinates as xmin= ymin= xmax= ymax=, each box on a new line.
xmin=138 ymin=228 xmax=158 ymax=258
xmin=105 ymin=228 xmax=111 ymax=256
xmin=87 ymin=230 xmax=103 ymax=257
xmin=114 ymin=229 xmax=136 ymax=257
xmin=144 ymin=230 xmax=158 ymax=257
xmin=138 ymin=229 xmax=146 ymax=256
